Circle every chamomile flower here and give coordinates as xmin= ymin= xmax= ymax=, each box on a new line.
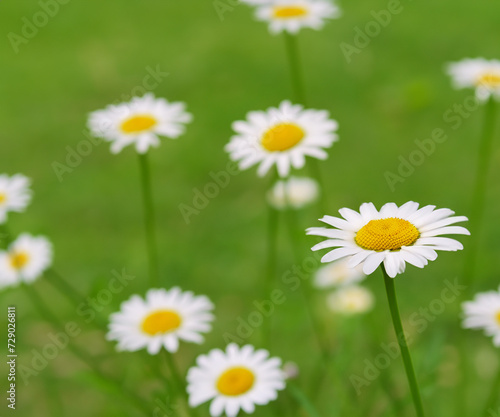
xmin=226 ymin=101 xmax=338 ymax=177
xmin=255 ymin=0 xmax=341 ymax=35
xmin=187 ymin=344 xmax=286 ymax=417
xmin=0 ymin=234 xmax=52 ymax=289
xmin=314 ymin=258 xmax=365 ymax=289
xmin=107 ymin=288 xmax=214 ymax=355
xmin=462 ymin=287 xmax=500 ymax=347
xmin=88 ymin=93 xmax=192 ymax=154
xmin=306 ymin=201 xmax=469 ymax=278
xmin=0 ymin=174 xmax=32 ymax=224
xmin=267 ymin=176 xmax=319 ymax=209
xmin=327 ymin=285 xmax=374 ymax=315
xmin=447 ymin=58 xmax=500 ymax=102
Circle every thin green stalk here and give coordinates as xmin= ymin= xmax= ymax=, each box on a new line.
xmin=24 ymin=285 xmax=150 ymax=415
xmin=381 ymin=266 xmax=425 ymax=417
xmin=283 ymin=33 xmax=307 ymax=105
xmin=482 ymin=369 xmax=500 ymax=417
xmin=463 ymin=96 xmax=497 ymax=285
xmin=138 ymin=153 xmax=160 ymax=287
xmin=287 ymin=383 xmax=322 ymax=417
xmin=308 ymin=159 xmax=328 ymax=215
xmin=0 ymin=223 xmax=11 ymax=249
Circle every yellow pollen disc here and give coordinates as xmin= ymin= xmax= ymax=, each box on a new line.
xmin=121 ymin=115 xmax=157 ymax=134
xmin=216 ymin=367 xmax=255 ymax=396
xmin=477 ymin=73 xmax=500 ymax=87
xmin=496 ymin=311 xmax=500 ymax=325
xmin=261 ymin=123 xmax=305 ymax=152
xmin=355 ymin=218 xmax=420 ymax=252
xmin=10 ymin=252 xmax=29 ymax=269
xmin=0 ymin=193 xmax=6 ymax=204
xmin=141 ymin=310 xmax=182 ymax=336
xmin=273 ymin=6 xmax=308 ymax=18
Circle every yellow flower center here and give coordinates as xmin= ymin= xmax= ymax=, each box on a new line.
xmin=273 ymin=6 xmax=308 ymax=18
xmin=477 ymin=73 xmax=500 ymax=87
xmin=496 ymin=311 xmax=500 ymax=325
xmin=355 ymin=218 xmax=420 ymax=252
xmin=217 ymin=367 xmax=255 ymax=396
xmin=0 ymin=193 xmax=6 ymax=204
xmin=10 ymin=252 xmax=30 ymax=269
xmin=141 ymin=310 xmax=182 ymax=335
xmin=121 ymin=115 xmax=157 ymax=134
xmin=261 ymin=123 xmax=305 ymax=152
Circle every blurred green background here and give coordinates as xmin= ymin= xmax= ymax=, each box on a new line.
xmin=1 ymin=0 xmax=500 ymax=415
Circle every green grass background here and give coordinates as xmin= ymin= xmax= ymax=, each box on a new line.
xmin=1 ymin=0 xmax=500 ymax=415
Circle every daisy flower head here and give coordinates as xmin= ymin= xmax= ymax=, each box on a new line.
xmin=187 ymin=344 xmax=286 ymax=417
xmin=306 ymin=201 xmax=470 ymax=278
xmin=446 ymin=58 xmax=500 ymax=102
xmin=255 ymin=0 xmax=341 ymax=35
xmin=0 ymin=234 xmax=52 ymax=290
xmin=267 ymin=176 xmax=319 ymax=209
xmin=314 ymin=258 xmax=365 ymax=289
xmin=107 ymin=287 xmax=214 ymax=355
xmin=0 ymin=174 xmax=32 ymax=224
xmin=226 ymin=100 xmax=338 ymax=177
xmin=327 ymin=285 xmax=374 ymax=315
xmin=88 ymin=93 xmax=193 ymax=154
xmin=462 ymin=287 xmax=500 ymax=347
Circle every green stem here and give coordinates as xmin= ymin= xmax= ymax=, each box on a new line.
xmin=463 ymin=96 xmax=497 ymax=285
xmin=138 ymin=153 xmax=160 ymax=287
xmin=163 ymin=351 xmax=197 ymax=417
xmin=0 ymin=223 xmax=11 ymax=249
xmin=308 ymin=159 xmax=328 ymax=215
xmin=24 ymin=285 xmax=150 ymax=415
xmin=287 ymin=383 xmax=322 ymax=417
xmin=283 ymin=33 xmax=307 ymax=105
xmin=381 ymin=266 xmax=425 ymax=417
xmin=482 ymin=370 xmax=500 ymax=417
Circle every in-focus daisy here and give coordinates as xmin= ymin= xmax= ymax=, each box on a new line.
xmin=462 ymin=287 xmax=500 ymax=347
xmin=327 ymin=285 xmax=374 ymax=315
xmin=314 ymin=258 xmax=365 ymax=289
xmin=88 ymin=93 xmax=193 ymax=154
xmin=306 ymin=201 xmax=469 ymax=278
xmin=0 ymin=234 xmax=52 ymax=289
xmin=255 ymin=0 xmax=341 ymax=34
xmin=107 ymin=287 xmax=214 ymax=354
xmin=0 ymin=174 xmax=31 ymax=224
xmin=187 ymin=344 xmax=286 ymax=417
xmin=267 ymin=176 xmax=319 ymax=209
xmin=226 ymin=101 xmax=338 ymax=177
xmin=447 ymin=58 xmax=500 ymax=102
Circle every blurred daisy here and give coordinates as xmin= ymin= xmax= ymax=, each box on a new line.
xmin=314 ymin=258 xmax=365 ymax=289
xmin=255 ymin=0 xmax=341 ymax=34
xmin=327 ymin=285 xmax=374 ymax=315
xmin=107 ymin=287 xmax=214 ymax=355
xmin=306 ymin=201 xmax=469 ymax=278
xmin=226 ymin=100 xmax=338 ymax=177
xmin=0 ymin=234 xmax=52 ymax=289
xmin=187 ymin=344 xmax=286 ymax=417
xmin=88 ymin=93 xmax=192 ymax=154
xmin=447 ymin=58 xmax=500 ymax=102
xmin=462 ymin=287 xmax=500 ymax=347
xmin=240 ymin=0 xmax=272 ymax=4
xmin=267 ymin=176 xmax=318 ymax=209
xmin=0 ymin=174 xmax=31 ymax=224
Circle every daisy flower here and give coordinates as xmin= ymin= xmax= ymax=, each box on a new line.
xmin=88 ymin=93 xmax=192 ymax=154
xmin=107 ymin=287 xmax=214 ymax=355
xmin=306 ymin=201 xmax=469 ymax=278
xmin=255 ymin=0 xmax=341 ymax=35
xmin=462 ymin=287 xmax=500 ymax=347
xmin=0 ymin=174 xmax=32 ymax=224
xmin=239 ymin=0 xmax=272 ymax=4
xmin=267 ymin=176 xmax=319 ymax=209
xmin=187 ymin=344 xmax=286 ymax=417
xmin=446 ymin=58 xmax=500 ymax=102
xmin=327 ymin=285 xmax=374 ymax=315
xmin=226 ymin=101 xmax=338 ymax=177
xmin=0 ymin=234 xmax=52 ymax=289
xmin=314 ymin=258 xmax=365 ymax=289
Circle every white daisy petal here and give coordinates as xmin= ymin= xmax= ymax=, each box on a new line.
xmin=0 ymin=174 xmax=32 ymax=225
xmin=462 ymin=286 xmax=500 ymax=346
